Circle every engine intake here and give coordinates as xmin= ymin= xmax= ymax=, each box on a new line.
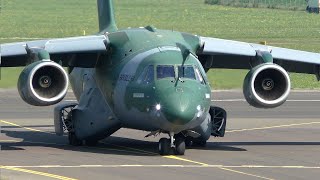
xmin=18 ymin=60 xmax=69 ymax=106
xmin=243 ymin=63 xmax=290 ymax=108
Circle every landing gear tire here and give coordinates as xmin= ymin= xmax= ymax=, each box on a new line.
xmin=84 ymin=139 xmax=99 ymax=146
xmin=185 ymin=137 xmax=193 ymax=147
xmin=68 ymin=132 xmax=82 ymax=146
xmin=174 ymin=138 xmax=186 ymax=155
xmin=159 ymin=138 xmax=171 ymax=155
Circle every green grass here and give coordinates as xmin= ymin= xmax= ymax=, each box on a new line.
xmin=0 ymin=0 xmax=320 ymax=89
xmin=0 ymin=68 xmax=22 ymax=88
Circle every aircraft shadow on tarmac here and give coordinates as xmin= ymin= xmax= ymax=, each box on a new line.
xmin=1 ymin=130 xmax=248 ymax=155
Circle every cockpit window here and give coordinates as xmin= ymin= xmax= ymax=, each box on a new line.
xmin=157 ymin=65 xmax=175 ymax=79
xmin=178 ymin=66 xmax=196 ymax=80
xmin=137 ymin=65 xmax=154 ymax=84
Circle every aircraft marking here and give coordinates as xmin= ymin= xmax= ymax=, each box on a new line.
xmin=227 ymin=122 xmax=320 ymax=133
xmin=133 ymin=93 xmax=145 ymax=98
xmin=119 ymin=74 xmax=135 ymax=82
xmin=0 ymin=166 xmax=77 ymax=180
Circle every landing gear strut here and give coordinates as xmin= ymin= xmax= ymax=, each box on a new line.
xmin=158 ymin=133 xmax=186 ymax=155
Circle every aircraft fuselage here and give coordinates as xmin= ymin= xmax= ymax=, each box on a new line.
xmin=70 ymin=27 xmax=212 ymax=134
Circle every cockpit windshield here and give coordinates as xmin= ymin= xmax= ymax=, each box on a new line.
xmin=157 ymin=65 xmax=175 ymax=79
xmin=155 ymin=65 xmax=206 ymax=84
xmin=178 ymin=66 xmax=196 ymax=80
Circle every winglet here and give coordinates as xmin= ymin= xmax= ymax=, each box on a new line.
xmin=97 ymin=0 xmax=118 ymax=33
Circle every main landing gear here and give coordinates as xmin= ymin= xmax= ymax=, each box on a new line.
xmin=55 ymin=103 xmax=99 ymax=147
xmin=159 ymin=133 xmax=186 ymax=155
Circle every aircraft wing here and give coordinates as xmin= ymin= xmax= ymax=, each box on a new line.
xmin=199 ymin=37 xmax=320 ymax=74
xmin=0 ymin=35 xmax=109 ymax=67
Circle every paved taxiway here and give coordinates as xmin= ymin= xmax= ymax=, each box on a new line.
xmin=1 ymin=89 xmax=320 ymax=180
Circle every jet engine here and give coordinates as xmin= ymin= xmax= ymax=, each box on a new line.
xmin=243 ymin=63 xmax=290 ymax=108
xmin=18 ymin=60 xmax=69 ymax=106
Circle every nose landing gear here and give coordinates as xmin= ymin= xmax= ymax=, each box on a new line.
xmin=158 ymin=133 xmax=186 ymax=155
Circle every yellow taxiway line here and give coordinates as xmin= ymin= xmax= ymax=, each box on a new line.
xmin=4 ymin=119 xmax=320 ymax=180
xmin=218 ymin=167 xmax=274 ymax=180
xmin=163 ymin=155 xmax=274 ymax=179
xmin=0 ymin=166 xmax=77 ymax=180
xmin=0 ymin=120 xmax=46 ymax=133
xmin=163 ymin=155 xmax=209 ymax=166
xmin=0 ymin=120 xmax=77 ymax=179
xmin=103 ymin=142 xmax=273 ymax=179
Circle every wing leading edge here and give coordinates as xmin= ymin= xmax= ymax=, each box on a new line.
xmin=199 ymin=37 xmax=320 ymax=74
xmin=0 ymin=35 xmax=109 ymax=67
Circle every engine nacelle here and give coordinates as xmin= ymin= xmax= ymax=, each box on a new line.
xmin=243 ymin=63 xmax=290 ymax=108
xmin=18 ymin=60 xmax=69 ymax=106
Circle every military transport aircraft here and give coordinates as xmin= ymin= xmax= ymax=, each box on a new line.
xmin=1 ymin=0 xmax=320 ymax=155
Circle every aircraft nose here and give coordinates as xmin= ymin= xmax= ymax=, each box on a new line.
xmin=160 ymin=87 xmax=197 ymax=125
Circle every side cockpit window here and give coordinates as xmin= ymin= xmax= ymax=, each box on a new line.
xmin=157 ymin=65 xmax=175 ymax=79
xmin=178 ymin=66 xmax=196 ymax=80
xmin=137 ymin=65 xmax=154 ymax=84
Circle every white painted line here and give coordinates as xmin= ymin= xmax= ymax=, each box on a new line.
xmin=213 ymin=99 xmax=246 ymax=102
xmin=65 ymin=100 xmax=77 ymax=102
xmin=2 ymin=165 xmax=320 ymax=169
xmin=212 ymin=99 xmax=320 ymax=102
xmin=161 ymin=165 xmax=185 ymax=167
xmin=218 ymin=167 xmax=274 ymax=180
xmin=227 ymin=122 xmax=320 ymax=133
xmin=0 ymin=37 xmax=44 ymax=40
xmin=211 ymin=90 xmax=320 ymax=93
xmin=38 ymin=165 xmax=62 ymax=168
xmin=286 ymin=100 xmax=320 ymax=102
xmin=120 ymin=165 xmax=144 ymax=167
xmin=79 ymin=165 xmax=103 ymax=167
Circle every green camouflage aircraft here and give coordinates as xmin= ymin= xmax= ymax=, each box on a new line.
xmin=1 ymin=0 xmax=320 ymax=155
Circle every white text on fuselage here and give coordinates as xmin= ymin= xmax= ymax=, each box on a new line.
xmin=119 ymin=74 xmax=135 ymax=82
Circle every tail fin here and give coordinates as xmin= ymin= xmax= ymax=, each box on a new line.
xmin=97 ymin=0 xmax=118 ymax=33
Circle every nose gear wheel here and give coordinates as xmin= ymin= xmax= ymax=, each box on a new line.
xmin=158 ymin=133 xmax=186 ymax=155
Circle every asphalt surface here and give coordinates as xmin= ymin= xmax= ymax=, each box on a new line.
xmin=1 ymin=89 xmax=320 ymax=180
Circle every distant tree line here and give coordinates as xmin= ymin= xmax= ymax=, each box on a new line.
xmin=205 ymin=0 xmax=307 ymax=11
